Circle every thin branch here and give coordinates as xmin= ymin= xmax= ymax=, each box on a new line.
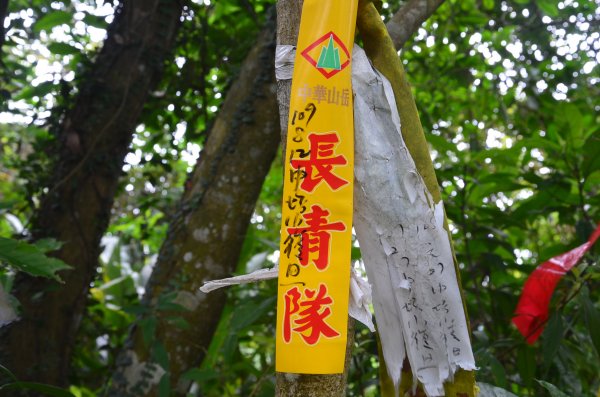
xmin=385 ymin=0 xmax=445 ymax=50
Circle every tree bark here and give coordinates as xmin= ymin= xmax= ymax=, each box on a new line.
xmin=275 ymin=318 xmax=356 ymax=397
xmin=0 ymin=0 xmax=185 ymax=390
xmin=0 ymin=0 xmax=7 ymax=50
xmin=107 ymin=13 xmax=280 ymax=397
xmin=275 ymin=0 xmax=303 ymax=144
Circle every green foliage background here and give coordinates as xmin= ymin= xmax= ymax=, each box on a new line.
xmin=0 ymin=0 xmax=599 ymax=396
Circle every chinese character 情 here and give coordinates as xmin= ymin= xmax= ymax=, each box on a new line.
xmin=287 ymin=204 xmax=346 ymax=270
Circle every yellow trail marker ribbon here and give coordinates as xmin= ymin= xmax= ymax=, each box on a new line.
xmin=276 ymin=0 xmax=358 ymax=374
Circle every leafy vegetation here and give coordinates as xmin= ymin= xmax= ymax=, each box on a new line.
xmin=0 ymin=237 xmax=70 ymax=281
xmin=0 ymin=0 xmax=598 ymax=396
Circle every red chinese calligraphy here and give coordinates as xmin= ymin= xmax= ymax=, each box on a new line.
xmin=290 ymin=132 xmax=348 ymax=192
xmin=287 ymin=204 xmax=346 ymax=270
xmin=283 ymin=284 xmax=340 ymax=345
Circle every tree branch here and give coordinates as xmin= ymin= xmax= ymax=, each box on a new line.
xmin=385 ymin=0 xmax=445 ymax=50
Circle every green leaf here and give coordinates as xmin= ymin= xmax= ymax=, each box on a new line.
xmin=468 ymin=177 xmax=526 ymax=204
xmin=536 ymin=0 xmax=559 ymax=17
xmin=561 ymin=103 xmax=585 ymax=149
xmin=0 ymin=238 xmax=71 ymax=282
xmin=15 ymin=81 xmax=57 ymax=101
xmin=536 ymin=380 xmax=570 ymax=397
xmin=516 ymin=345 xmax=536 ymax=388
xmin=33 ymin=11 xmax=72 ymax=33
xmin=580 ymin=288 xmax=600 ymax=357
xmin=166 ymin=316 xmax=190 ymax=330
xmin=82 ymin=13 xmax=108 ymax=29
xmin=33 ymin=238 xmax=63 ymax=253
xmin=582 ymin=134 xmax=600 ymax=178
xmin=200 ymin=304 xmax=233 ymax=369
xmin=0 ymin=382 xmax=76 ymax=397
xmin=181 ymin=368 xmax=218 ymax=383
xmin=230 ymin=295 xmax=276 ymax=331
xmin=477 ymin=383 xmax=518 ymax=397
xmin=155 ymin=291 xmax=187 ymax=312
xmin=542 ymin=313 xmax=563 ymax=368
xmin=139 ymin=316 xmax=157 ymax=347
xmin=489 ymin=355 xmax=507 ymax=388
xmin=515 ymin=137 xmax=562 ymax=154
xmin=47 ymin=42 xmax=80 ymax=55
xmin=157 ymin=374 xmax=170 ymax=397
xmin=351 ymin=245 xmax=362 ymax=261
xmin=426 ymin=133 xmax=456 ymax=154
xmin=152 ymin=342 xmax=169 ymax=370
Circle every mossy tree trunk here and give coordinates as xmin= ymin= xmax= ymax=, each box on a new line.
xmin=0 ymin=0 xmax=185 ymax=390
xmin=107 ymin=13 xmax=281 ymax=397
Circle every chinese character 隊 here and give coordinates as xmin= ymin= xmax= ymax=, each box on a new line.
xmin=283 ymin=284 xmax=340 ymax=345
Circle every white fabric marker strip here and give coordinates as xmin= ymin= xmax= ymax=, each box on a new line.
xmin=199 ymin=267 xmax=279 ymax=293
xmin=351 ymin=45 xmax=475 ymax=396
xmin=0 ymin=284 xmax=18 ymax=328
xmin=348 ymin=268 xmax=376 ymax=332
xmin=200 ymin=266 xmax=375 ymax=332
xmin=274 ymin=45 xmax=296 ymax=80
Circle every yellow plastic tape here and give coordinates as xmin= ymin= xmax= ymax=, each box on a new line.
xmin=275 ymin=0 xmax=358 ymax=374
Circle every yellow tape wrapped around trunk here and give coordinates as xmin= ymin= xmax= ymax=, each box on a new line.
xmin=276 ymin=0 xmax=358 ymax=374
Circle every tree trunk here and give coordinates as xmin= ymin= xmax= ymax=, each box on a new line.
xmin=107 ymin=13 xmax=280 ymax=397
xmin=275 ymin=318 xmax=356 ymax=397
xmin=0 ymin=0 xmax=185 ymax=389
xmin=0 ymin=0 xmax=7 ymax=50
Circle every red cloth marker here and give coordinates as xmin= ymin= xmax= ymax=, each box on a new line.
xmin=512 ymin=223 xmax=600 ymax=344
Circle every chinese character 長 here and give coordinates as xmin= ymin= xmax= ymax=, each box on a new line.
xmin=290 ymin=132 xmax=348 ymax=192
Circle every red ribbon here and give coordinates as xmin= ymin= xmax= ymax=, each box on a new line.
xmin=512 ymin=223 xmax=600 ymax=344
